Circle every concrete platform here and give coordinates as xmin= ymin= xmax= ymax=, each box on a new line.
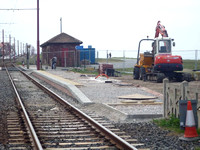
xmin=32 ymin=70 xmax=93 ymax=105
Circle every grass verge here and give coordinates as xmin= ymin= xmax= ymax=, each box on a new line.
xmin=71 ymin=68 xmax=99 ymax=75
xmin=153 ymin=115 xmax=183 ymax=134
xmin=153 ymin=115 xmax=200 ymax=135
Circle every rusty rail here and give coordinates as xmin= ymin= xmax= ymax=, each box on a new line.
xmin=5 ymin=66 xmax=43 ymax=150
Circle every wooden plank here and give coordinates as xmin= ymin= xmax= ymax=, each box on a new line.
xmin=9 ymin=147 xmax=27 ymax=150
xmin=8 ymin=142 xmax=26 ymax=145
xmin=58 ymin=141 xmax=104 ymax=146
xmin=121 ymin=100 xmax=155 ymax=103
xmin=39 ymin=133 xmax=95 ymax=138
xmin=107 ymin=102 xmax=163 ymax=105
xmin=45 ymin=146 xmax=116 ymax=150
xmin=118 ymin=93 xmax=157 ymax=100
xmin=8 ymin=131 xmax=24 ymax=134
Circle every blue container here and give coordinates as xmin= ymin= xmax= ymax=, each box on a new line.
xmin=76 ymin=45 xmax=95 ymax=64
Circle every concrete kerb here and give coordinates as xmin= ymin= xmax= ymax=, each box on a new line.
xmin=32 ymin=70 xmax=94 ymax=105
xmin=126 ymin=114 xmax=163 ymax=119
xmin=90 ymin=103 xmax=163 ymax=122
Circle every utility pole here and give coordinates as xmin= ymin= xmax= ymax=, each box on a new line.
xmin=37 ymin=0 xmax=40 ymax=70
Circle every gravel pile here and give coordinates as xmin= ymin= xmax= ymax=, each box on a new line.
xmin=116 ymin=122 xmax=200 ymax=150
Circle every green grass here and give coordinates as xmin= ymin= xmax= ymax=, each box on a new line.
xmin=153 ymin=115 xmax=183 ymax=133
xmin=153 ymin=115 xmax=200 ymax=135
xmin=115 ymin=68 xmax=133 ymax=75
xmin=71 ymin=68 xmax=99 ymax=75
xmin=183 ymin=60 xmax=200 ymax=70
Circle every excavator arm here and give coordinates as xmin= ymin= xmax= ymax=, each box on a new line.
xmin=155 ymin=21 xmax=168 ymax=38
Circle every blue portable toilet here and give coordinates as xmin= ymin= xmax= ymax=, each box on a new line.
xmin=76 ymin=45 xmax=95 ymax=64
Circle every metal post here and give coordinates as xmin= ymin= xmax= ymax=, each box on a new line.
xmin=14 ymin=38 xmax=15 ymax=62
xmin=60 ymin=17 xmax=62 ymax=33
xmin=2 ymin=29 xmax=4 ymax=62
xmin=37 ymin=0 xmax=40 ymax=70
xmin=75 ymin=50 xmax=77 ymax=67
xmin=73 ymin=50 xmax=76 ymax=67
xmin=23 ymin=43 xmax=24 ymax=55
xmin=9 ymin=35 xmax=11 ymax=62
xmin=123 ymin=50 xmax=125 ymax=72
xmin=17 ymin=40 xmax=19 ymax=57
xmin=26 ymin=44 xmax=30 ymax=69
xmin=195 ymin=50 xmax=198 ymax=70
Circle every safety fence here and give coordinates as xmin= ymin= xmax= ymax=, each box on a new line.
xmin=42 ymin=50 xmax=79 ymax=67
xmin=163 ymin=78 xmax=200 ymax=127
xmin=96 ymin=49 xmax=200 ymax=68
xmin=96 ymin=49 xmax=200 ymax=59
xmin=42 ymin=49 xmax=95 ymax=67
xmin=41 ymin=49 xmax=200 ymax=69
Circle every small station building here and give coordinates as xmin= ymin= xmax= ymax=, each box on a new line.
xmin=41 ymin=32 xmax=83 ymax=67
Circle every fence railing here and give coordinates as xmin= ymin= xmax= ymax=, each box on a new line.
xmin=96 ymin=49 xmax=200 ymax=69
xmin=96 ymin=49 xmax=200 ymax=59
xmin=41 ymin=49 xmax=200 ymax=69
xmin=163 ymin=78 xmax=200 ymax=127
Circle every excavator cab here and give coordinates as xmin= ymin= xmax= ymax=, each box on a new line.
xmin=154 ymin=38 xmax=172 ymax=55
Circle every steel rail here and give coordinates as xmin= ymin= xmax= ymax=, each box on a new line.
xmin=5 ymin=66 xmax=43 ymax=150
xmin=17 ymin=68 xmax=137 ymax=150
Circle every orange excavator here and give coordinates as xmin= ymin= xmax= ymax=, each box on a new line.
xmin=133 ymin=21 xmax=191 ymax=82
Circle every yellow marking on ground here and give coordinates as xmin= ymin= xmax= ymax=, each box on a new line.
xmin=37 ymin=71 xmax=82 ymax=86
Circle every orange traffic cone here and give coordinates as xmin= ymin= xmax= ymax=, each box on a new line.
xmin=179 ymin=100 xmax=199 ymax=141
xmin=184 ymin=101 xmax=198 ymax=137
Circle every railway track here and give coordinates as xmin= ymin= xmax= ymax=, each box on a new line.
xmin=0 ymin=64 xmax=142 ymax=149
xmin=0 ymin=66 xmax=32 ymax=150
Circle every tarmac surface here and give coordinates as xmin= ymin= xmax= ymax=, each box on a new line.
xmin=25 ymin=65 xmax=163 ymax=122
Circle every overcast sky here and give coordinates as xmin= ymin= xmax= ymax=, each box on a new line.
xmin=1 ymin=0 xmax=200 ymax=52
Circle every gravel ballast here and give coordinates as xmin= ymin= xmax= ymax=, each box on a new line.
xmin=116 ymin=122 xmax=200 ymax=150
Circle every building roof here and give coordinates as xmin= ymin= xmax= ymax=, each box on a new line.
xmin=40 ymin=32 xmax=83 ymax=47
